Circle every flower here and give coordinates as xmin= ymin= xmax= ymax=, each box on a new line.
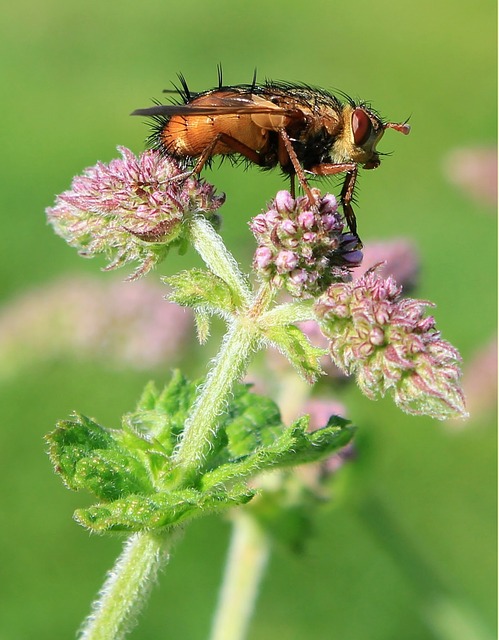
xmin=46 ymin=147 xmax=224 ymax=279
xmin=249 ymin=190 xmax=363 ymax=298
xmin=452 ymin=335 xmax=497 ymax=425
xmin=0 ymin=276 xmax=193 ymax=378
xmin=443 ymin=146 xmax=497 ymax=208
xmin=314 ymin=270 xmax=468 ymax=420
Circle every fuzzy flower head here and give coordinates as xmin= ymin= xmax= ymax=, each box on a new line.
xmin=250 ymin=190 xmax=363 ymax=298
xmin=46 ymin=147 xmax=225 ymax=279
xmin=314 ymin=270 xmax=467 ymax=420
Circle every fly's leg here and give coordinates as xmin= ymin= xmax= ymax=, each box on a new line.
xmin=169 ymin=132 xmax=265 ymax=183
xmin=278 ymin=128 xmax=316 ymax=205
xmin=309 ymin=162 xmax=361 ymax=245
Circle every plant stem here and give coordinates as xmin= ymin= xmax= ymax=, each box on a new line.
xmin=173 ymin=314 xmax=260 ymax=483
xmin=209 ymin=512 xmax=270 ymax=640
xmin=80 ymin=221 xmax=271 ymax=638
xmin=189 ymin=216 xmax=252 ymax=307
xmin=79 ymin=531 xmax=173 ymax=640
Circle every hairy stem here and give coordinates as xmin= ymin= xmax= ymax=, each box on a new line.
xmin=79 ymin=532 xmax=173 ymax=640
xmin=209 ymin=512 xmax=270 ymax=640
xmin=79 ymin=220 xmax=272 ymax=638
xmin=173 ymin=314 xmax=260 ymax=483
xmin=174 ymin=219 xmax=274 ymax=482
xmin=189 ymin=216 xmax=252 ymax=307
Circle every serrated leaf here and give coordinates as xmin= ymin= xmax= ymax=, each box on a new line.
xmin=46 ymin=414 xmax=123 ymax=491
xmin=166 ymin=269 xmax=242 ymax=316
xmin=75 ymin=487 xmax=254 ymax=533
xmin=263 ymin=324 xmax=325 ymax=383
xmin=202 ymin=415 xmax=354 ymax=490
xmin=134 ymin=380 xmax=160 ymax=412
xmin=219 ymin=384 xmax=283 ymax=459
xmin=122 ymin=370 xmax=199 ymax=452
xmin=46 ymin=413 xmax=155 ymax=499
xmin=76 ymin=450 xmax=155 ymax=501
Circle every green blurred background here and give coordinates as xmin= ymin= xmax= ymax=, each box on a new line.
xmin=0 ymin=0 xmax=496 ymax=638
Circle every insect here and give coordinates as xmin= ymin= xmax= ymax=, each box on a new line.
xmin=132 ymin=71 xmax=410 ymax=239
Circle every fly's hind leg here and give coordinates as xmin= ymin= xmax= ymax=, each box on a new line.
xmin=168 ymin=132 xmax=266 ymax=184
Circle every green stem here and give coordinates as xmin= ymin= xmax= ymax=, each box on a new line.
xmin=189 ymin=216 xmax=252 ymax=307
xmin=79 ymin=220 xmax=272 ymax=638
xmin=79 ymin=532 xmax=173 ymax=640
xmin=173 ymin=314 xmax=260 ymax=483
xmin=172 ymin=220 xmax=270 ymax=484
xmin=209 ymin=512 xmax=270 ymax=640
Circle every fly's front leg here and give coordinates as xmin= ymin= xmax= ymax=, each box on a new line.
xmin=339 ymin=166 xmax=359 ymax=238
xmin=309 ymin=162 xmax=360 ymax=242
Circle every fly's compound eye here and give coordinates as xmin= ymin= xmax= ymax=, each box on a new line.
xmin=352 ymin=108 xmax=372 ymax=146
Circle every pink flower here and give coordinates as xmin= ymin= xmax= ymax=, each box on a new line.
xmin=0 ymin=276 xmax=193 ymax=376
xmin=315 ymin=270 xmax=467 ymax=420
xmin=46 ymin=147 xmax=224 ymax=279
xmin=249 ymin=190 xmax=362 ymax=298
xmin=444 ymin=146 xmax=497 ymax=208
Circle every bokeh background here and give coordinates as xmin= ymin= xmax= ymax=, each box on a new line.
xmin=0 ymin=0 xmax=496 ymax=638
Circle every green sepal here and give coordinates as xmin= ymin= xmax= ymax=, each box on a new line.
xmin=262 ymin=324 xmax=326 ymax=383
xmin=165 ymin=268 xmax=243 ymax=317
xmin=74 ymin=486 xmax=254 ymax=533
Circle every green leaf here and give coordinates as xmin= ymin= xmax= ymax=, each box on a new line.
xmin=202 ymin=415 xmax=354 ymax=490
xmin=47 ymin=371 xmax=355 ymax=535
xmin=165 ymin=268 xmax=243 ymax=316
xmin=75 ymin=487 xmax=254 ymax=533
xmin=219 ymin=384 xmax=283 ymax=459
xmin=75 ymin=450 xmax=155 ymax=501
xmin=46 ymin=413 xmax=155 ymax=499
xmin=259 ymin=299 xmax=315 ymax=325
xmin=46 ymin=414 xmax=125 ymax=491
xmin=194 ymin=308 xmax=211 ymax=344
xmin=262 ymin=324 xmax=325 ymax=383
xmin=122 ymin=370 xmax=198 ymax=453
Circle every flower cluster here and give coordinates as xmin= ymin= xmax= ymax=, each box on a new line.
xmin=46 ymin=147 xmax=224 ymax=279
xmin=0 ymin=276 xmax=193 ymax=378
xmin=314 ymin=270 xmax=467 ymax=420
xmin=250 ymin=190 xmax=362 ymax=298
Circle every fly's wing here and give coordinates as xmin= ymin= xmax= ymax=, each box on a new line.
xmin=131 ymin=92 xmax=302 ymax=119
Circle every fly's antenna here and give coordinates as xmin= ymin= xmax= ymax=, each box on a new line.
xmin=384 ymin=117 xmax=411 ymax=135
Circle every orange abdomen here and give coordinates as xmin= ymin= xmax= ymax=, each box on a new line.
xmin=161 ymin=112 xmax=269 ymax=158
